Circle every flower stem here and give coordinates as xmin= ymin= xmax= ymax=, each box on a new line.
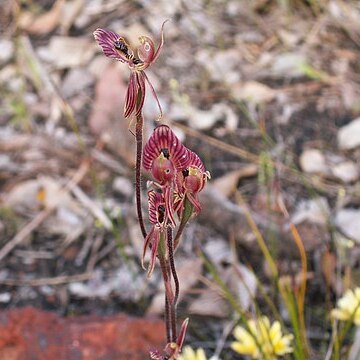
xmin=165 ymin=295 xmax=171 ymax=343
xmin=135 ymin=92 xmax=147 ymax=239
xmin=160 ymin=257 xmax=176 ymax=342
xmin=158 ymin=234 xmax=177 ymax=343
xmin=167 ymin=226 xmax=179 ymax=306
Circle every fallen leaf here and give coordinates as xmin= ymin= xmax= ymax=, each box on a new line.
xmin=299 ymin=149 xmax=328 ymax=175
xmin=4 ymin=176 xmax=86 ymax=237
xmin=291 ymin=197 xmax=330 ymax=226
xmin=147 ymin=258 xmax=203 ymax=315
xmin=19 ymin=0 xmax=65 ymax=35
xmin=212 ymin=164 xmax=258 ymax=198
xmin=60 ymin=0 xmax=85 ymax=34
xmin=61 ymin=68 xmax=95 ymax=98
xmin=338 ymin=117 xmax=360 ymax=150
xmin=320 ymin=249 xmax=337 ymax=291
xmin=0 ymin=39 xmax=14 ymax=65
xmin=335 ymin=209 xmax=360 ymax=244
xmin=331 ymin=161 xmax=359 ymax=183
xmin=231 ymin=81 xmax=276 ymax=105
xmin=89 ymin=63 xmax=135 ymax=162
xmin=189 ymin=263 xmax=257 ymax=317
xmin=225 ymin=263 xmax=257 ymax=310
xmin=189 ymin=288 xmax=229 ymax=317
xmin=48 ymin=36 xmax=95 ymax=69
xmin=271 ymin=53 xmax=307 ymax=78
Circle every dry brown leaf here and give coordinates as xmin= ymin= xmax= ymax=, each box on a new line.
xmin=146 ymin=258 xmax=203 ymax=315
xmin=231 ymin=81 xmax=276 ymax=105
xmin=60 ymin=0 xmax=85 ymax=34
xmin=189 ymin=263 xmax=256 ymax=318
xmin=48 ymin=36 xmax=95 ymax=68
xmin=212 ymin=164 xmax=258 ymax=198
xmin=19 ymin=0 xmax=65 ymax=35
xmin=188 ymin=288 xmax=229 ymax=317
xmin=89 ymin=64 xmax=135 ymax=163
xmin=225 ymin=263 xmax=257 ymax=310
xmin=4 ymin=177 xmax=86 ymax=237
xmin=320 ymin=249 xmax=337 ymax=291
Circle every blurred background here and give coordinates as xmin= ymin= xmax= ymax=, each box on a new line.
xmin=0 ymin=0 xmax=360 ymax=359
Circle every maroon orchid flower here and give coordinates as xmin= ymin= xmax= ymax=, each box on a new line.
xmin=93 ymin=22 xmax=166 ymax=118
xmin=142 ymin=190 xmax=168 ymax=277
xmin=175 ymin=150 xmax=210 ymax=215
xmin=143 ymin=125 xmax=190 ymax=225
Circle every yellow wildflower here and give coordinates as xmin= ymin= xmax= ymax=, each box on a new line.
xmin=231 ymin=316 xmax=294 ymax=360
xmin=178 ymin=346 xmax=219 ymax=360
xmin=331 ymin=287 xmax=360 ymax=325
xmin=178 ymin=347 xmax=207 ymax=360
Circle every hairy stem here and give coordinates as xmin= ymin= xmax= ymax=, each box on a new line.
xmin=135 ymin=91 xmax=147 ymax=239
xmin=165 ymin=295 xmax=171 ymax=343
xmin=159 ymin=254 xmax=177 ymax=342
xmin=168 ymin=260 xmax=177 ymax=342
xmin=167 ymin=226 xmax=179 ymax=306
xmin=159 ymin=255 xmax=172 ymax=342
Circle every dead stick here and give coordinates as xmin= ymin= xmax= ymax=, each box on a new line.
xmin=0 ymin=273 xmax=91 ymax=286
xmin=0 ymin=160 xmax=89 ymax=262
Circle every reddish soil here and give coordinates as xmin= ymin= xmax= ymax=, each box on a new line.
xmin=0 ymin=307 xmax=165 ymax=360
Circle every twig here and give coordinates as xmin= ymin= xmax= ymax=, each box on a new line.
xmin=173 ymin=122 xmax=258 ymax=163
xmin=91 ymin=148 xmax=127 ymax=175
xmin=69 ymin=182 xmax=113 ymax=230
xmin=86 ymin=232 xmax=105 ymax=272
xmin=57 ymin=220 xmax=88 ymax=255
xmin=0 ymin=207 xmax=54 ymax=263
xmin=0 ymin=160 xmax=89 ymax=262
xmin=14 ymin=249 xmax=54 ymax=259
xmin=75 ymin=230 xmax=95 ymax=267
xmin=0 ymin=272 xmax=91 ymax=286
xmin=94 ymin=241 xmax=117 ymax=264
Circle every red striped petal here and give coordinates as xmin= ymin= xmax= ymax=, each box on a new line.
xmin=186 ymin=149 xmax=205 ymax=171
xmin=93 ymin=29 xmax=129 ymax=63
xmin=143 ymin=125 xmax=190 ymax=173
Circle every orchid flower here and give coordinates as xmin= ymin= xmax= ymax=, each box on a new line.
xmin=93 ymin=22 xmax=166 ymax=119
xmin=143 ymin=125 xmax=190 ymax=226
xmin=175 ymin=150 xmax=210 ymax=216
xmin=142 ymin=189 xmax=168 ymax=277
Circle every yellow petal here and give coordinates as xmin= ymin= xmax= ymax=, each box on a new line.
xmin=196 ymin=348 xmax=207 ymax=360
xmin=231 ymin=341 xmax=258 ymax=356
